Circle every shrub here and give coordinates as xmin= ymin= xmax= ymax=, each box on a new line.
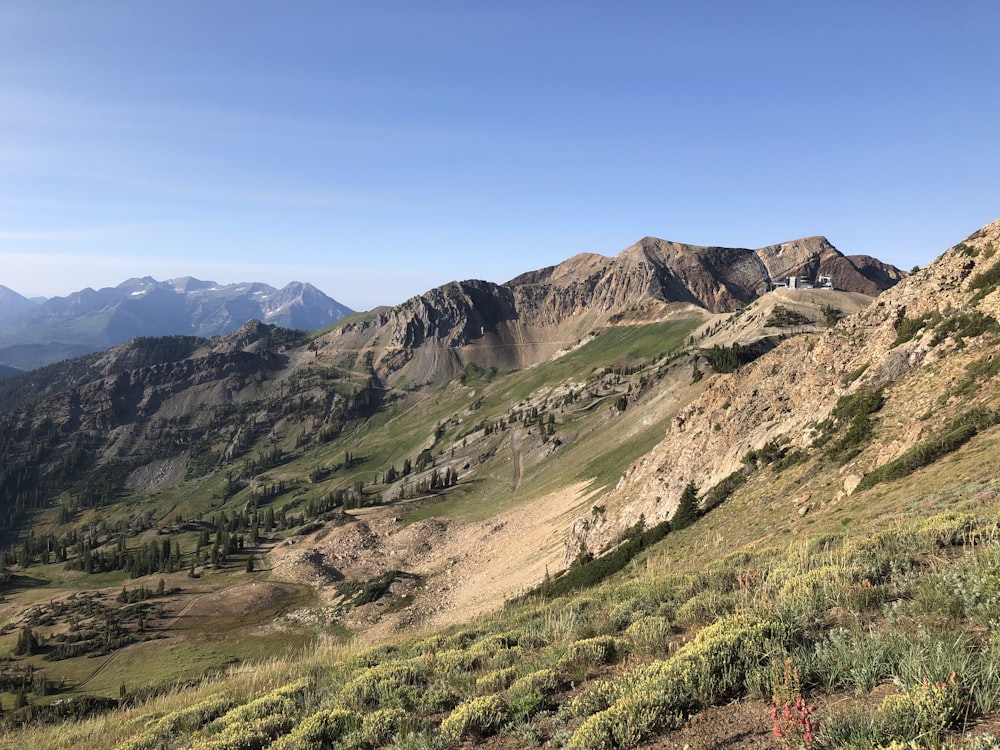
xmin=338 ymin=660 xmax=425 ymax=710
xmin=842 ymin=527 xmax=924 ymax=587
xmin=673 ymin=588 xmax=736 ymax=628
xmin=521 ymin=520 xmax=672 ymax=600
xmin=559 ymin=636 xmax=628 ymax=674
xmin=357 ymin=707 xmax=407 ymax=748
xmin=490 ymin=645 xmax=525 ymax=668
xmin=840 ymin=362 xmax=869 ymax=386
xmin=204 ymin=679 xmax=308 ymax=730
xmin=417 ymin=683 xmax=461 ymax=714
xmin=824 ymin=674 xmax=967 ymax=749
xmin=822 ymin=304 xmax=844 ymax=326
xmin=774 ymin=565 xmax=857 ymax=623
xmin=603 ymin=598 xmax=646 ymax=632
xmin=337 ymin=570 xmax=418 ymax=607
xmin=272 ymin=709 xmax=360 ymax=750
xmin=969 ymin=261 xmax=1000 ymax=303
xmin=350 ymin=644 xmax=400 ymax=668
xmin=567 ymin=613 xmax=794 ymax=749
xmin=439 ymin=694 xmax=508 ymax=743
xmin=507 ymin=690 xmax=550 ymax=720
xmin=892 ymin=311 xmax=941 ymax=347
xmin=569 ymin=671 xmax=644 ymax=720
xmin=823 ymin=388 xmax=885 ymax=462
xmin=930 ymin=310 xmax=1000 ymax=345
xmin=917 ymin=511 xmax=978 ymax=548
xmin=387 ymin=731 xmax=443 ymax=750
xmin=623 ymin=616 xmax=672 ymax=657
xmin=509 ymin=668 xmax=564 ymax=698
xmin=953 ymin=356 xmax=1000 ymax=397
xmin=567 ymin=691 xmax=684 ymax=750
xmin=432 ymin=648 xmax=483 ymax=674
xmin=192 ymin=713 xmax=296 ymax=750
xmin=766 ymin=306 xmax=811 ymax=328
xmin=119 ymin=695 xmax=238 ymax=750
xmin=476 ymin=666 xmax=518 ymax=693
xmin=467 ymin=632 xmax=521 ymax=655
xmin=700 ymin=467 xmax=750 ymax=512
xmin=917 ymin=546 xmax=1000 ymax=629
xmin=672 ymin=613 xmax=794 ymax=703
xmin=857 ymin=424 xmax=978 ymax=491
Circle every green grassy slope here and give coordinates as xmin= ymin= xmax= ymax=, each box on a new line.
xmin=5 ymin=424 xmax=1000 ymax=749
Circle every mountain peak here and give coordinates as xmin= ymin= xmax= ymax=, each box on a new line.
xmin=167 ymin=276 xmax=218 ymax=292
xmin=312 ymin=232 xmax=904 ymax=389
xmin=116 ymin=276 xmax=162 ymax=291
xmin=0 ymin=277 xmax=353 ymax=370
xmin=0 ymin=284 xmax=36 ymax=322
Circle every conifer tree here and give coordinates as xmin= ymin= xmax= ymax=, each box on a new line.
xmin=671 ymin=481 xmax=700 ymax=531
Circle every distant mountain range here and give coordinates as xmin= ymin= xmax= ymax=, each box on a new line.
xmin=0 ymin=284 xmax=39 ymax=320
xmin=0 ymin=277 xmax=353 ymax=372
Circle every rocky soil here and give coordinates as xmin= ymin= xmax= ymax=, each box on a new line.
xmin=268 ymin=481 xmax=600 ymax=640
xmin=568 ymin=219 xmax=1000 ymax=556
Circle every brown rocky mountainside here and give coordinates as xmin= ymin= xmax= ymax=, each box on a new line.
xmin=0 ymin=233 xmax=900 ymax=529
xmin=318 ymin=235 xmax=902 ymax=388
xmin=568 ymin=218 xmax=1000 ymax=557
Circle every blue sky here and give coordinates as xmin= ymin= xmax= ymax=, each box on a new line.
xmin=2 ymin=2 xmax=998 ymax=311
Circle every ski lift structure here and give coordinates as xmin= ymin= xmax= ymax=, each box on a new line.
xmin=770 ymin=273 xmax=835 ymax=291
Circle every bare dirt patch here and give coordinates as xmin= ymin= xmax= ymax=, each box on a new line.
xmin=182 ymin=581 xmax=294 ymax=619
xmin=124 ymin=457 xmax=185 ymax=491
xmin=268 ymin=481 xmax=600 ymax=640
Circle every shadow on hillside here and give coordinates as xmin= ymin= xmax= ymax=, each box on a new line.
xmin=0 ymin=572 xmax=51 ymax=593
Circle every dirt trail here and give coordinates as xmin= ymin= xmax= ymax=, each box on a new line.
xmin=510 ymin=431 xmax=522 ymax=489
xmin=77 ymin=579 xmax=271 ymax=690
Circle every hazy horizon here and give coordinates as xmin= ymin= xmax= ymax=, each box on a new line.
xmin=2 ymin=2 xmax=999 ymax=310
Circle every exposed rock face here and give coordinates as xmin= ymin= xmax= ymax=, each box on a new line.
xmin=565 ymin=219 xmax=1000 ymax=557
xmin=319 ymin=236 xmax=903 ymax=388
xmin=755 ymin=237 xmax=904 ymax=298
xmin=1 ymin=338 xmax=288 ymax=442
xmin=0 ymin=318 xmax=320 ymax=518
xmin=846 ymin=255 xmax=908 ymax=293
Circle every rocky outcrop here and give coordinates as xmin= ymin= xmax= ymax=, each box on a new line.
xmin=565 ymin=218 xmax=1000 ymax=557
xmin=319 ymin=235 xmax=904 ymax=388
xmin=1 ymin=344 xmax=287 ymax=440
xmin=847 ymin=255 xmax=909 ymax=293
